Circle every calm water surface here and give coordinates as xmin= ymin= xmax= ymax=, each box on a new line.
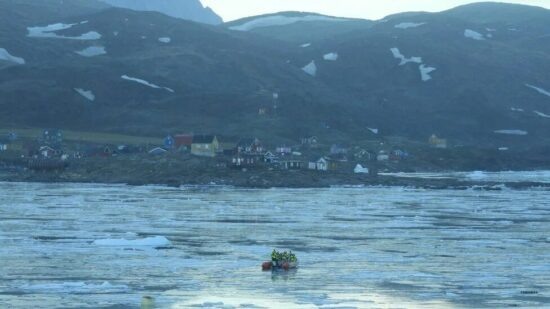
xmin=0 ymin=181 xmax=549 ymax=308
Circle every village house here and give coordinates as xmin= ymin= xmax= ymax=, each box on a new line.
xmin=354 ymin=164 xmax=369 ymax=174
xmin=0 ymin=139 xmax=8 ymax=151
xmin=191 ymin=135 xmax=219 ymax=157
xmin=330 ymin=144 xmax=348 ymax=155
xmin=429 ymin=134 xmax=448 ymax=149
xmin=308 ymin=157 xmax=328 ymax=171
xmin=43 ymin=129 xmax=63 ymax=144
xmin=276 ymin=145 xmax=292 ymax=156
xmin=264 ymin=151 xmax=278 ymax=164
xmin=39 ymin=146 xmax=59 ymax=158
xmin=377 ymin=150 xmax=389 ymax=161
xmin=390 ymin=150 xmax=409 ymax=161
xmin=164 ymin=135 xmax=175 ymax=149
xmin=174 ymin=134 xmax=193 ymax=151
xmin=237 ymin=138 xmax=264 ymax=155
xmin=280 ymin=156 xmax=305 ymax=170
xmin=232 ymin=154 xmax=261 ymax=168
xmin=301 ymin=136 xmax=318 ymax=147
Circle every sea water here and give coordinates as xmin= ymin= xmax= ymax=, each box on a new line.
xmin=0 ymin=178 xmax=549 ymax=308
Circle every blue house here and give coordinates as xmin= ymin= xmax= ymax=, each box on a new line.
xmin=164 ymin=135 xmax=175 ymax=149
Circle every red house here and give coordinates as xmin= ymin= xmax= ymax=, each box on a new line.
xmin=174 ymin=134 xmax=193 ymax=149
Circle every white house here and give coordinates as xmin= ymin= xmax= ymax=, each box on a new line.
xmin=354 ymin=164 xmax=369 ymax=174
xmin=377 ymin=151 xmax=389 ymax=161
xmin=309 ymin=157 xmax=328 ymax=171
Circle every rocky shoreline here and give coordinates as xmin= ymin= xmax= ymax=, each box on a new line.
xmin=1 ymin=158 xmax=548 ymax=190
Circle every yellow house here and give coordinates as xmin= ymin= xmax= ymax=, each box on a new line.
xmin=429 ymin=134 xmax=448 ymax=149
xmin=191 ymin=135 xmax=220 ymax=157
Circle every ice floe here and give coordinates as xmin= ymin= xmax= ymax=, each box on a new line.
xmin=302 ymin=60 xmax=317 ymax=76
xmin=367 ymin=128 xmax=379 ymax=134
xmin=19 ymin=281 xmax=129 ymax=294
xmin=74 ymin=88 xmax=95 ymax=101
xmin=158 ymin=37 xmax=171 ymax=43
xmin=93 ymin=236 xmax=171 ymax=248
xmin=464 ymin=29 xmax=485 ymax=40
xmin=534 ymin=111 xmax=550 ymax=118
xmin=390 ymin=48 xmax=422 ymax=65
xmin=498 ymin=147 xmax=509 ymax=151
xmin=300 ymin=43 xmax=311 ymax=48
xmin=75 ymin=46 xmax=106 ymax=57
xmin=230 ymin=15 xmax=347 ymax=31
xmin=394 ymin=22 xmax=426 ymax=29
xmin=511 ymin=107 xmax=524 ymax=112
xmin=121 ymin=75 xmax=175 ymax=93
xmin=494 ymin=130 xmax=528 ymax=135
xmin=525 ymin=84 xmax=550 ymax=98
xmin=0 ymin=48 xmax=25 ymax=64
xmin=419 ymin=64 xmax=436 ymax=81
xmin=323 ymin=52 xmax=338 ymax=61
xmin=27 ymin=21 xmax=101 ymax=40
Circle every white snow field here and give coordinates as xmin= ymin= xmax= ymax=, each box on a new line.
xmin=74 ymin=88 xmax=95 ymax=101
xmin=494 ymin=129 xmax=528 ymax=135
xmin=390 ymin=48 xmax=422 ymax=65
xmin=75 ymin=46 xmax=106 ymax=57
xmin=230 ymin=15 xmax=347 ymax=31
xmin=419 ymin=64 xmax=436 ymax=81
xmin=464 ymin=29 xmax=485 ymax=40
xmin=27 ymin=21 xmax=101 ymax=40
xmin=525 ymin=84 xmax=550 ymax=98
xmin=394 ymin=22 xmax=426 ymax=29
xmin=323 ymin=52 xmax=339 ymax=61
xmin=302 ymin=60 xmax=317 ymax=76
xmin=0 ymin=48 xmax=25 ymax=64
xmin=121 ymin=75 xmax=175 ymax=93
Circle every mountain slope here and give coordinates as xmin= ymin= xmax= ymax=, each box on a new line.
xmin=0 ymin=1 xmax=549 ymax=150
xmin=99 ymin=0 xmax=222 ymax=25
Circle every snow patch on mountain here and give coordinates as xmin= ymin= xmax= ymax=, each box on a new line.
xmin=74 ymin=88 xmax=95 ymax=101
xmin=323 ymin=52 xmax=338 ymax=61
xmin=534 ymin=111 xmax=550 ymax=118
xmin=121 ymin=75 xmax=174 ymax=93
xmin=525 ymin=84 xmax=550 ymax=98
xmin=0 ymin=48 xmax=25 ymax=64
xmin=302 ymin=61 xmax=317 ymax=76
xmin=419 ymin=64 xmax=436 ymax=81
xmin=494 ymin=130 xmax=528 ymax=135
xmin=464 ymin=29 xmax=485 ymax=40
xmin=394 ymin=22 xmax=426 ymax=29
xmin=390 ymin=48 xmax=422 ymax=66
xmin=230 ymin=15 xmax=347 ymax=31
xmin=158 ymin=37 xmax=171 ymax=43
xmin=75 ymin=46 xmax=106 ymax=57
xmin=27 ymin=21 xmax=101 ymax=40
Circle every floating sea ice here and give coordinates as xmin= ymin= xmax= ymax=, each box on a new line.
xmin=0 ymin=48 xmax=25 ymax=64
xmin=510 ymin=107 xmax=524 ymax=112
xmin=93 ymin=236 xmax=171 ymax=248
xmin=75 ymin=46 xmax=106 ymax=57
xmin=390 ymin=48 xmax=422 ymax=65
xmin=494 ymin=130 xmax=528 ymax=135
xmin=394 ymin=22 xmax=426 ymax=29
xmin=525 ymin=84 xmax=550 ymax=98
xmin=534 ymin=111 xmax=550 ymax=118
xmin=419 ymin=64 xmax=436 ymax=81
xmin=464 ymin=29 xmax=485 ymax=40
xmin=323 ymin=52 xmax=338 ymax=61
xmin=302 ymin=60 xmax=317 ymax=76
xmin=367 ymin=128 xmax=379 ymax=134
xmin=121 ymin=75 xmax=175 ymax=93
xmin=74 ymin=88 xmax=95 ymax=101
xmin=158 ymin=37 xmax=171 ymax=43
xmin=300 ymin=43 xmax=311 ymax=48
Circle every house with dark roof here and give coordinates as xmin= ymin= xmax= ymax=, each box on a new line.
xmin=191 ymin=135 xmax=219 ymax=157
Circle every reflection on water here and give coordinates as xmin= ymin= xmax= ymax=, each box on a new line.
xmin=0 ymin=181 xmax=549 ymax=308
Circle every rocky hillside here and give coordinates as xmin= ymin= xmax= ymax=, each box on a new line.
xmin=0 ymin=1 xmax=549 ymax=151
xmin=98 ymin=0 xmax=222 ymax=24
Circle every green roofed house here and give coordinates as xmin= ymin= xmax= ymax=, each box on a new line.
xmin=191 ymin=135 xmax=219 ymax=157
